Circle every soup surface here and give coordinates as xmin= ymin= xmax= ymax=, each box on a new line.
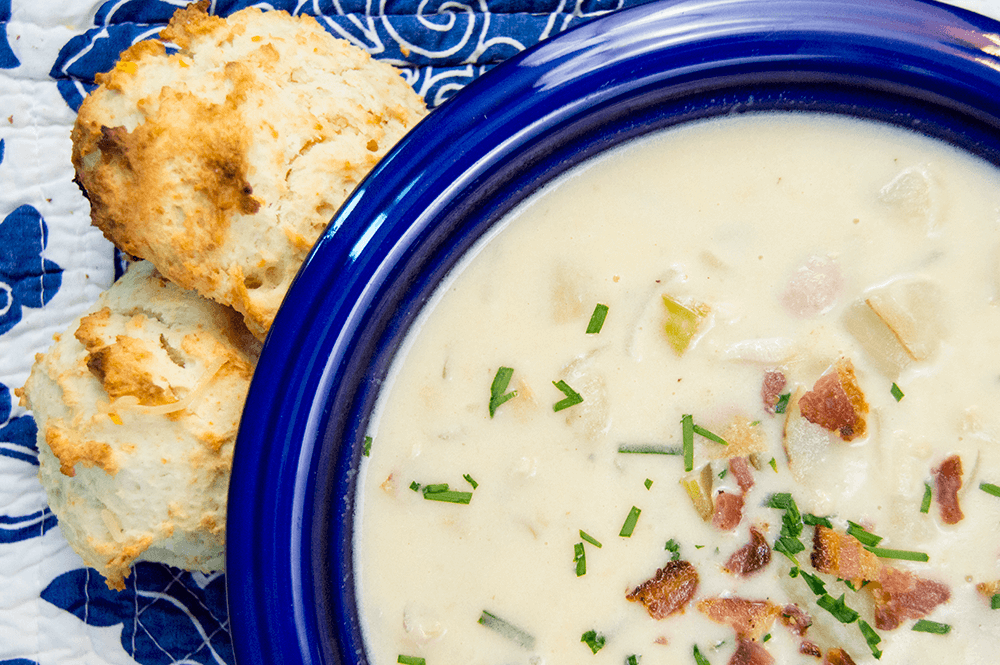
xmin=354 ymin=113 xmax=1000 ymax=664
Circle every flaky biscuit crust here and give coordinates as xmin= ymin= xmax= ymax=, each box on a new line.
xmin=72 ymin=2 xmax=427 ymax=339
xmin=19 ymin=261 xmax=260 ymax=590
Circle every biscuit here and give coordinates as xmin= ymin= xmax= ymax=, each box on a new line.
xmin=72 ymin=2 xmax=427 ymax=339
xmin=19 ymin=261 xmax=260 ymax=589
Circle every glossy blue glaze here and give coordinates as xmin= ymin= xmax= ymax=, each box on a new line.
xmin=227 ymin=1 xmax=1000 ymax=663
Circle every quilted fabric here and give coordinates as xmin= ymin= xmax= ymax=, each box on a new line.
xmin=0 ymin=0 xmax=645 ymax=662
xmin=5 ymin=0 xmax=999 ymax=663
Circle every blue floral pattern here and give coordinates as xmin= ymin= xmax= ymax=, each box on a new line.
xmin=0 ymin=381 xmax=39 ymax=466
xmin=0 ymin=137 xmax=63 ymax=339
xmin=0 ymin=204 xmax=63 ymax=338
xmin=42 ymin=564 xmax=233 ymax=665
xmin=0 ymin=0 xmax=18 ymax=69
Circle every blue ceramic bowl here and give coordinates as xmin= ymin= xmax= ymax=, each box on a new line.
xmin=226 ymin=0 xmax=1000 ymax=662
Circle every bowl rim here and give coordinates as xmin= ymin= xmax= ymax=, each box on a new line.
xmin=226 ymin=0 xmax=1000 ymax=663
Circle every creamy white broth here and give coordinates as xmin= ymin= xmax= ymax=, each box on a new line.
xmin=353 ymin=112 xmax=1000 ymax=665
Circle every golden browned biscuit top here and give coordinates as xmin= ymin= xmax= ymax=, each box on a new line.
xmin=73 ymin=2 xmax=427 ymax=339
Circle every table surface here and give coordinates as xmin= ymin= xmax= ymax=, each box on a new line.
xmin=1 ymin=0 xmax=999 ymax=663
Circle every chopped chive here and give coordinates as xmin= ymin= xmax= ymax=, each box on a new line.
xmin=718 ymin=469 xmax=727 ymax=480
xmin=991 ymin=594 xmax=1000 ymax=610
xmin=692 ymin=423 xmax=728 ymax=446
xmin=694 ymin=544 xmax=705 ymax=549
xmin=768 ymin=492 xmax=805 ymax=564
xmin=890 ymin=382 xmax=904 ymax=401
xmin=363 ymin=435 xmax=373 ymax=457
xmin=768 ymin=457 xmax=778 ymax=472
xmin=846 ymin=521 xmax=883 ymax=547
xmin=693 ymin=644 xmax=711 ymax=665
xmin=911 ymin=619 xmax=950 ymax=634
xmin=581 ymin=629 xmax=606 ymax=654
xmin=774 ymin=536 xmax=805 ymax=561
xmin=865 ymin=546 xmax=929 ymax=562
xmin=574 ymin=542 xmax=587 ymax=576
xmin=665 ymin=538 xmax=681 ymax=561
xmin=817 ymin=593 xmax=859 ymax=624
xmin=586 ymin=303 xmax=609 ymax=334
xmin=859 ymin=619 xmax=883 ymax=659
xmin=552 ymin=379 xmax=584 ymax=412
xmin=767 ymin=493 xmax=803 ymax=531
xmin=920 ymin=482 xmax=932 ymax=513
xmin=644 ymin=478 xmax=654 ymax=489
xmin=397 ymin=656 xmax=425 ymax=665
xmin=423 ymin=489 xmax=473 ymax=504
xmin=489 ymin=366 xmax=518 ymax=417
xmin=774 ymin=392 xmax=791 ymax=414
xmin=799 ymin=569 xmax=827 ymax=595
xmin=423 ymin=483 xmax=449 ymax=494
xmin=580 ymin=530 xmax=602 ymax=548
xmin=619 ymin=506 xmax=641 ymax=537
xmin=617 ymin=444 xmax=682 ymax=455
xmin=682 ymin=414 xmax=695 ymax=472
xmin=762 ymin=633 xmax=771 ymax=643
xmin=803 ymin=513 xmax=833 ymax=528
xmin=478 ymin=610 xmax=535 ymax=649
xmin=409 ymin=481 xmax=420 ymax=492
xmin=463 ymin=473 xmax=479 ymax=489
xmin=626 ymin=656 xmax=640 ymax=665
xmin=980 ymin=482 xmax=1000 ymax=498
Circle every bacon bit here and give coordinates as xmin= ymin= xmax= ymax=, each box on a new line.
xmin=730 ymin=637 xmax=775 ymax=665
xmin=698 ymin=597 xmax=780 ymax=641
xmin=976 ymin=579 xmax=1000 ymax=604
xmin=870 ymin=566 xmax=950 ymax=630
xmin=725 ymin=526 xmax=772 ymax=577
xmin=824 ymin=648 xmax=857 ymax=665
xmin=627 ymin=560 xmax=699 ymax=619
xmin=779 ymin=604 xmax=813 ymax=636
xmin=799 ymin=641 xmax=822 ymax=658
xmin=798 ymin=358 xmax=869 ymax=441
xmin=762 ymin=369 xmax=787 ymax=413
xmin=654 ymin=636 xmax=669 ymax=645
xmin=811 ymin=526 xmax=881 ymax=586
xmin=729 ymin=456 xmax=755 ymax=492
xmin=932 ymin=454 xmax=964 ymax=525
xmin=713 ymin=491 xmax=745 ymax=531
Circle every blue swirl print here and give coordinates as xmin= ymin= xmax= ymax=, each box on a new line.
xmin=49 ymin=0 xmax=640 ymax=110
xmin=42 ymin=564 xmax=234 ymax=665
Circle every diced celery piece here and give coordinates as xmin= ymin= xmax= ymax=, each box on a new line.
xmin=680 ymin=463 xmax=714 ymax=521
xmin=663 ymin=295 xmax=708 ymax=355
